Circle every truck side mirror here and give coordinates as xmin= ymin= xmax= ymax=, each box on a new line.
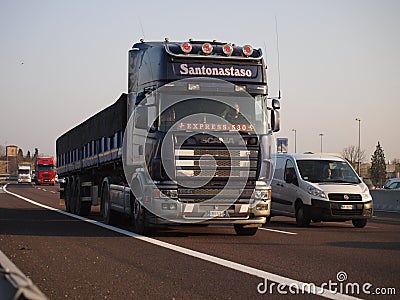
xmin=271 ymin=110 xmax=280 ymax=132
xmin=272 ymin=99 xmax=280 ymax=110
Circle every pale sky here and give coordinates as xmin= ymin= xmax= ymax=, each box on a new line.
xmin=1 ymin=0 xmax=399 ymax=161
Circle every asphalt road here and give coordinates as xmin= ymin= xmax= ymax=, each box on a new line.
xmin=1 ymin=183 xmax=399 ymax=299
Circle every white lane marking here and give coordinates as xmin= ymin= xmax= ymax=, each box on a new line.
xmin=259 ymin=228 xmax=297 ymax=235
xmin=50 ymin=191 xmax=56 ymax=194
xmin=42 ymin=189 xmax=47 ymax=192
xmin=3 ymin=184 xmax=360 ymax=300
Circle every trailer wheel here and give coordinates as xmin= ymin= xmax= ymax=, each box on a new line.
xmin=66 ymin=177 xmax=75 ymax=213
xmin=233 ymin=225 xmax=258 ymax=236
xmin=74 ymin=176 xmax=91 ymax=216
xmin=65 ymin=178 xmax=71 ymax=212
xmin=101 ymin=182 xmax=118 ymax=225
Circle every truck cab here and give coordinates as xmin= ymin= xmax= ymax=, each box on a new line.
xmin=18 ymin=165 xmax=32 ymax=184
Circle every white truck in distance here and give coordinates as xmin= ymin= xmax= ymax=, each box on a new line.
xmin=18 ymin=165 xmax=32 ymax=184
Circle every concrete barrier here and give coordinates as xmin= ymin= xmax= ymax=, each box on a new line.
xmin=0 ymin=250 xmax=47 ymax=299
xmin=370 ymin=190 xmax=400 ymax=212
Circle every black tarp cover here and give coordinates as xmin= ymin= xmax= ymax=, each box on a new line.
xmin=56 ymin=94 xmax=128 ymax=154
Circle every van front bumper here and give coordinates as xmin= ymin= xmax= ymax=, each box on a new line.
xmin=310 ymin=199 xmax=373 ymax=221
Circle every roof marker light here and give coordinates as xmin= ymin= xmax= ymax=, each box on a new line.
xmin=181 ymin=42 xmax=192 ymax=54
xmin=222 ymin=44 xmax=233 ymax=56
xmin=242 ymin=45 xmax=253 ymax=57
xmin=202 ymin=43 xmax=213 ymax=55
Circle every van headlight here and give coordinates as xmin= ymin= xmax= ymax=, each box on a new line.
xmin=361 ymin=187 xmax=371 ymax=200
xmin=307 ymin=185 xmax=327 ymax=199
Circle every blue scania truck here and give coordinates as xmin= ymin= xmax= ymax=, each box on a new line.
xmin=57 ymin=39 xmax=280 ymax=235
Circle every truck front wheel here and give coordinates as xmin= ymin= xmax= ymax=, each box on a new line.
xmin=132 ymin=198 xmax=151 ymax=235
xmin=352 ymin=219 xmax=367 ymax=228
xmin=233 ymin=225 xmax=258 ymax=236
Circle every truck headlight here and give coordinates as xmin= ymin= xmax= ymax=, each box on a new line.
xmin=361 ymin=187 xmax=371 ymax=200
xmin=254 ymin=189 xmax=271 ymax=200
xmin=307 ymin=185 xmax=327 ymax=199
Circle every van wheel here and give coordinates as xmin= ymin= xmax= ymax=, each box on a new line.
xmin=352 ymin=219 xmax=367 ymax=228
xmin=295 ymin=203 xmax=311 ymax=227
xmin=234 ymin=225 xmax=258 ymax=236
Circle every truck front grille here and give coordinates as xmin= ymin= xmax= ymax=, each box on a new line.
xmin=175 ymin=147 xmax=259 ymax=203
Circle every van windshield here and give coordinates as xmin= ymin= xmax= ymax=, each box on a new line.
xmin=296 ymin=160 xmax=361 ymax=184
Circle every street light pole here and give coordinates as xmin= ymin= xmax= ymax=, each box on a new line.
xmin=292 ymin=129 xmax=297 ymax=153
xmin=319 ymin=133 xmax=324 ymax=153
xmin=355 ymin=118 xmax=361 ymax=175
xmin=5 ymin=141 xmax=8 ymax=174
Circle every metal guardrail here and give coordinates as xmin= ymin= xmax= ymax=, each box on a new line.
xmin=0 ymin=251 xmax=47 ymax=299
xmin=371 ymin=190 xmax=400 ymax=212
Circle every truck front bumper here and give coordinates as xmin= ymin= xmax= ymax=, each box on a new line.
xmin=146 ymin=199 xmax=271 ymax=226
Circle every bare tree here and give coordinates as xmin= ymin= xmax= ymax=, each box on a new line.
xmin=0 ymin=145 xmax=4 ymax=157
xmin=343 ymin=145 xmax=366 ymax=167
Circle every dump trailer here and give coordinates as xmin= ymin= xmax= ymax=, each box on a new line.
xmin=57 ymin=39 xmax=281 ymax=235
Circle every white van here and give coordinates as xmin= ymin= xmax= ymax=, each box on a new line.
xmin=271 ymin=153 xmax=373 ymax=227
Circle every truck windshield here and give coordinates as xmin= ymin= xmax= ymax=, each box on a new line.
xmin=38 ymin=164 xmax=54 ymax=171
xmin=296 ymin=160 xmax=361 ymax=184
xmin=158 ymin=95 xmax=268 ymax=134
xmin=18 ymin=169 xmax=30 ymax=174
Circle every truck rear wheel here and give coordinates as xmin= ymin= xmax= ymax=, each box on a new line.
xmin=101 ymin=182 xmax=118 ymax=225
xmin=66 ymin=177 xmax=75 ymax=213
xmin=233 ymin=225 xmax=258 ymax=236
xmin=65 ymin=178 xmax=71 ymax=212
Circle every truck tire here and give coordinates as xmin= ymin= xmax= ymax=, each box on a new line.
xmin=65 ymin=178 xmax=71 ymax=212
xmin=132 ymin=198 xmax=151 ymax=235
xmin=66 ymin=177 xmax=75 ymax=213
xmin=234 ymin=224 xmax=258 ymax=236
xmin=295 ymin=202 xmax=311 ymax=227
xmin=74 ymin=176 xmax=91 ymax=216
xmin=101 ymin=182 xmax=118 ymax=225
xmin=352 ymin=219 xmax=367 ymax=228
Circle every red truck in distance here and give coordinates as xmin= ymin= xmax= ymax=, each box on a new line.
xmin=35 ymin=157 xmax=56 ymax=185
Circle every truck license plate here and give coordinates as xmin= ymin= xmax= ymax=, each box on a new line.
xmin=340 ymin=204 xmax=354 ymax=210
xmin=207 ymin=210 xmax=227 ymax=217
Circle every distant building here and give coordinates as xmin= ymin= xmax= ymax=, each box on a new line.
xmin=0 ymin=145 xmax=19 ymax=175
xmin=6 ymin=145 xmax=18 ymax=157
